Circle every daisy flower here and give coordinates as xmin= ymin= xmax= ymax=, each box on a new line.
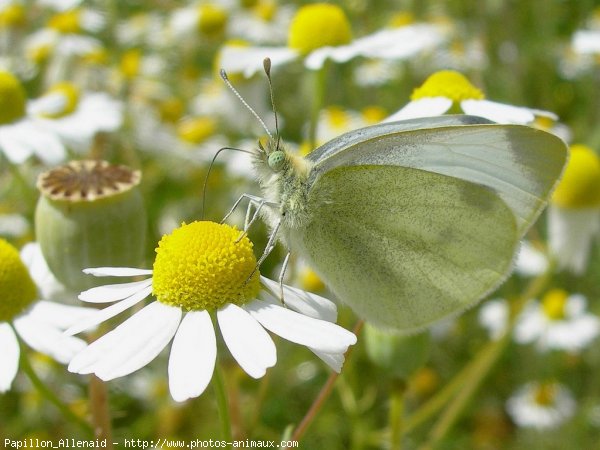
xmin=506 ymin=381 xmax=576 ymax=429
xmin=169 ymin=1 xmax=231 ymax=41
xmin=27 ymin=81 xmax=123 ymax=152
xmin=514 ymin=289 xmax=600 ymax=352
xmin=67 ymin=221 xmax=357 ymax=402
xmin=0 ymin=70 xmax=65 ymax=164
xmin=478 ymin=298 xmax=510 ymax=341
xmin=219 ymin=3 xmax=446 ymax=77
xmin=0 ymin=239 xmax=94 ymax=392
xmin=384 ymin=70 xmax=557 ymax=125
xmin=548 ymin=144 xmax=600 ymax=274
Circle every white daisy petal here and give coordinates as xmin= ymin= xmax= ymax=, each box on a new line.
xmin=515 ymin=241 xmax=548 ymax=277
xmin=244 ymin=300 xmax=356 ymax=354
xmin=64 ymin=285 xmax=152 ymax=336
xmin=79 ymin=279 xmax=153 ymax=303
xmin=83 ymin=267 xmax=153 ymax=277
xmin=25 ymin=301 xmax=97 ymax=329
xmin=461 ymin=99 xmax=535 ymax=124
xmin=69 ymin=302 xmax=181 ymax=381
xmin=168 ymin=311 xmax=217 ymax=402
xmin=219 ymin=45 xmax=298 ymax=78
xmin=309 ymin=348 xmax=345 ymax=373
xmin=14 ymin=315 xmax=87 ymax=364
xmin=260 ymin=276 xmax=337 ymax=322
xmin=217 ymin=304 xmax=276 ymax=379
xmin=384 ymin=97 xmax=452 ymax=122
xmin=0 ymin=323 xmax=19 ymax=392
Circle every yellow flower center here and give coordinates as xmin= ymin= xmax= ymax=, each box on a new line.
xmin=326 ymin=106 xmax=352 ymax=131
xmin=47 ymin=9 xmax=82 ymax=34
xmin=152 ymin=221 xmax=260 ymax=311
xmin=82 ymin=48 xmax=109 ymax=65
xmin=288 ymin=3 xmax=352 ymax=55
xmin=197 ymin=4 xmax=228 ymax=37
xmin=38 ymin=82 xmax=80 ymax=118
xmin=0 ymin=71 xmax=27 ymax=125
xmin=120 ymin=49 xmax=142 ymax=79
xmin=254 ymin=1 xmax=276 ymax=22
xmin=388 ymin=12 xmax=415 ymax=28
xmin=158 ymin=97 xmax=185 ymax=124
xmin=299 ymin=267 xmax=325 ymax=293
xmin=27 ymin=43 xmax=52 ymax=64
xmin=411 ymin=70 xmax=485 ymax=105
xmin=0 ymin=239 xmax=37 ymax=322
xmin=176 ymin=117 xmax=217 ymax=144
xmin=552 ymin=144 xmax=600 ymax=209
xmin=533 ymin=382 xmax=557 ymax=406
xmin=0 ymin=4 xmax=26 ymax=28
xmin=361 ymin=105 xmax=387 ymax=124
xmin=541 ymin=289 xmax=569 ymax=320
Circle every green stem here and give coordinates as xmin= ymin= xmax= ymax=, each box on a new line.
xmin=213 ymin=364 xmax=233 ymax=448
xmin=17 ymin=337 xmax=93 ymax=435
xmin=403 ymin=267 xmax=553 ymax=442
xmin=389 ymin=382 xmax=405 ymax=450
xmin=89 ymin=376 xmax=114 ymax=449
xmin=417 ymin=267 xmax=553 ymax=449
xmin=308 ymin=63 xmax=328 ymax=149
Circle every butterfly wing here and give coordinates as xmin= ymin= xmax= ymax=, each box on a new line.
xmin=307 ymin=117 xmax=567 ymax=236
xmin=288 ymin=164 xmax=518 ymax=331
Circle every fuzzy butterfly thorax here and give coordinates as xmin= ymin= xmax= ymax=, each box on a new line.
xmin=252 ymin=138 xmax=315 ymax=233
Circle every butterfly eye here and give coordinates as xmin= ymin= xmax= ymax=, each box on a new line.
xmin=268 ymin=151 xmax=286 ymax=172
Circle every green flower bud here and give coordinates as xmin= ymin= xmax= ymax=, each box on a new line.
xmin=35 ymin=160 xmax=147 ymax=291
xmin=364 ymin=324 xmax=431 ymax=380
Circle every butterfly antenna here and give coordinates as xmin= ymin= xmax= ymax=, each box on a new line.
xmin=220 ymin=69 xmax=273 ymax=140
xmin=201 ymin=146 xmax=255 ymax=220
xmin=263 ymin=58 xmax=281 ymax=150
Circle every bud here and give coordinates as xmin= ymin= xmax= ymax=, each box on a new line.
xmin=35 ymin=160 xmax=147 ymax=291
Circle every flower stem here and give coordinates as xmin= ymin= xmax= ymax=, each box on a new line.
xmin=414 ymin=268 xmax=553 ymax=449
xmin=18 ymin=340 xmax=93 ymax=435
xmin=89 ymin=376 xmax=114 ymax=449
xmin=291 ymin=319 xmax=364 ymax=442
xmin=213 ymin=363 xmax=233 ymax=448
xmin=389 ymin=381 xmax=405 ymax=450
xmin=308 ymin=63 xmax=328 ymax=149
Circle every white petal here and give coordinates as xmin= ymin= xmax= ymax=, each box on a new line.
xmin=83 ymin=267 xmax=153 ymax=277
xmin=244 ymin=300 xmax=356 ymax=353
xmin=0 ymin=323 xmax=19 ymax=392
xmin=309 ymin=348 xmax=345 ymax=373
xmin=461 ymin=99 xmax=535 ymax=124
xmin=260 ymin=276 xmax=337 ymax=322
xmin=65 ymin=285 xmax=152 ymax=336
xmin=219 ymin=45 xmax=298 ymax=78
xmin=217 ymin=304 xmax=276 ymax=379
xmin=168 ymin=311 xmax=216 ymax=402
xmin=515 ymin=241 xmax=548 ymax=277
xmin=573 ymin=30 xmax=600 ymax=55
xmin=69 ymin=302 xmax=181 ymax=381
xmin=25 ymin=301 xmax=97 ymax=329
xmin=383 ymin=97 xmax=452 ymax=122
xmin=79 ymin=279 xmax=153 ymax=303
xmin=13 ymin=315 xmax=87 ymax=364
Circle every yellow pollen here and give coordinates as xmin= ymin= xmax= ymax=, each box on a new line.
xmin=288 ymin=3 xmax=352 ymax=55
xmin=361 ymin=105 xmax=387 ymax=124
xmin=0 ymin=4 xmax=26 ymax=28
xmin=120 ymin=49 xmax=141 ymax=79
xmin=38 ymin=82 xmax=80 ymax=118
xmin=0 ymin=71 xmax=27 ymax=125
xmin=411 ymin=70 xmax=485 ymax=103
xmin=552 ymin=144 xmax=600 ymax=209
xmin=299 ymin=267 xmax=325 ymax=293
xmin=177 ymin=116 xmax=217 ymax=144
xmin=533 ymin=382 xmax=557 ymax=406
xmin=47 ymin=9 xmax=82 ymax=34
xmin=198 ymin=4 xmax=228 ymax=37
xmin=541 ymin=289 xmax=569 ymax=320
xmin=0 ymin=239 xmax=37 ymax=322
xmin=388 ymin=12 xmax=415 ymax=28
xmin=152 ymin=221 xmax=260 ymax=311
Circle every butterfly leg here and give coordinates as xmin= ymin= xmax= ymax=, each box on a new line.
xmin=277 ymin=251 xmax=292 ymax=304
xmin=221 ymin=193 xmax=266 ymax=225
xmin=244 ymin=219 xmax=281 ymax=284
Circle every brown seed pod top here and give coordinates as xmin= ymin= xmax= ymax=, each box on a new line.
xmin=37 ymin=160 xmax=141 ymax=202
